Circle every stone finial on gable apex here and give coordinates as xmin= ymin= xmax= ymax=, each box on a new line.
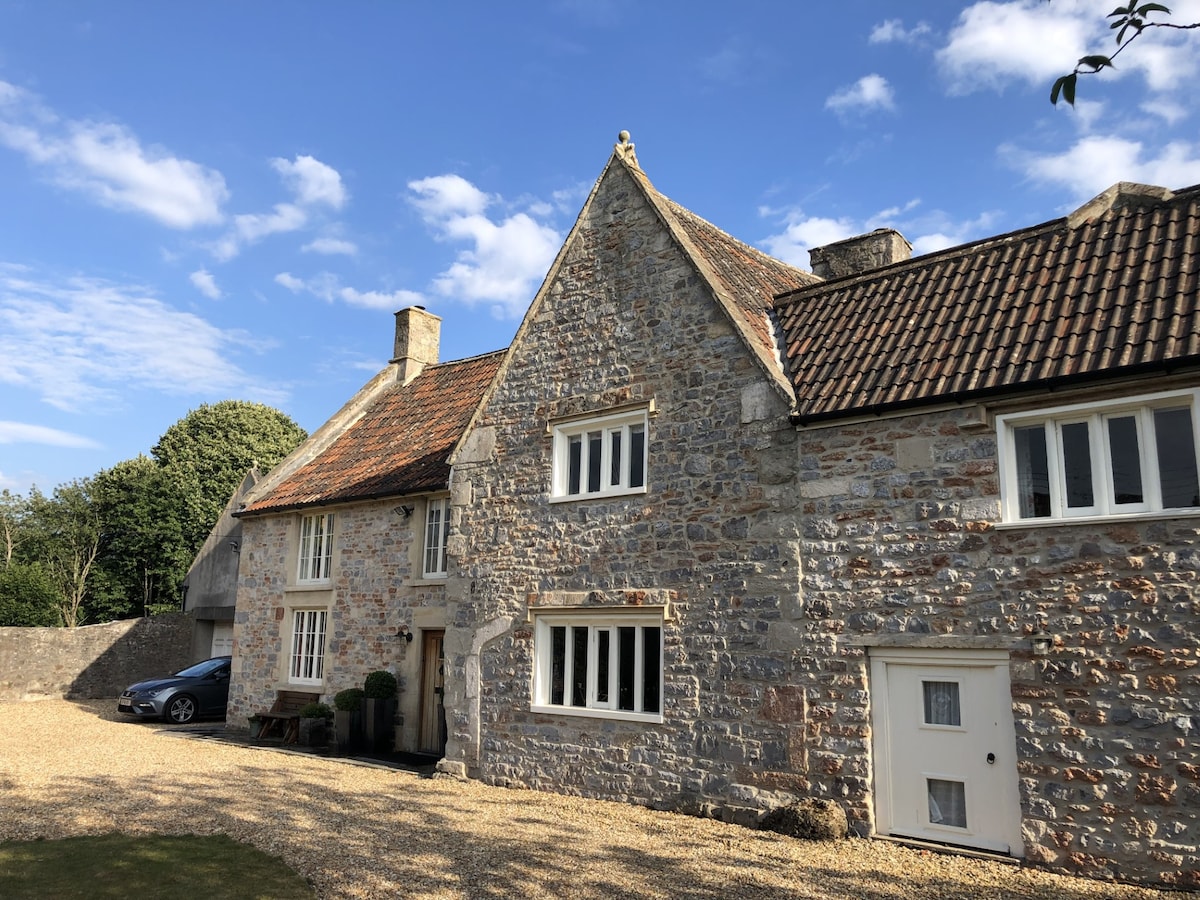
xmin=614 ymin=130 xmax=640 ymax=168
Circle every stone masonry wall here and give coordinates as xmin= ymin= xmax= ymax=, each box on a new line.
xmin=0 ymin=614 xmax=191 ymax=701
xmin=795 ymin=400 xmax=1200 ymax=889
xmin=229 ymin=499 xmax=442 ymax=745
xmin=444 ymin=162 xmax=809 ymax=825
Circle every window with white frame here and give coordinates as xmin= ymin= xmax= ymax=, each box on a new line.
xmin=289 ymin=608 xmax=327 ymax=684
xmin=423 ymin=496 xmax=450 ymax=578
xmin=551 ymin=409 xmax=648 ymax=500
xmin=997 ymin=389 xmax=1200 ymax=522
xmin=296 ymin=512 xmax=335 ymax=582
xmin=532 ymin=613 xmax=663 ymax=721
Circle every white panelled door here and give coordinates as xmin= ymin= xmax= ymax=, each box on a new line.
xmin=211 ymin=622 xmax=234 ymax=658
xmin=870 ymin=649 xmax=1023 ymax=855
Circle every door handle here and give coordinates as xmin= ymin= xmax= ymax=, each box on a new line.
xmin=986 ymin=752 xmax=996 ymax=765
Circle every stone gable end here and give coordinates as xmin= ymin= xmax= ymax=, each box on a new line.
xmin=441 ymin=160 xmax=809 ymax=820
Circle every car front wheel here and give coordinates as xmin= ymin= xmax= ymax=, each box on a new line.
xmin=166 ymin=694 xmax=197 ymax=724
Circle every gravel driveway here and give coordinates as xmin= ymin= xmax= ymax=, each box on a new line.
xmin=0 ymin=699 xmax=1173 ymax=899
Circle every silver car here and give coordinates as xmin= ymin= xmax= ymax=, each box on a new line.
xmin=117 ymin=656 xmax=231 ymax=724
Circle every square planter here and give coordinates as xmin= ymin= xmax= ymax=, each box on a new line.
xmin=364 ymin=698 xmax=397 ymax=753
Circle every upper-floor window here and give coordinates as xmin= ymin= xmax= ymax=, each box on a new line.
xmin=551 ymin=409 xmax=647 ymax=501
xmin=531 ymin=612 xmax=663 ymax=722
xmin=297 ymin=512 xmax=334 ymax=583
xmin=423 ymin=497 xmax=450 ymax=578
xmin=997 ymin=390 xmax=1200 ymax=523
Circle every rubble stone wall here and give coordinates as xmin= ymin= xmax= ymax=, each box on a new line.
xmin=0 ymin=614 xmax=191 ymax=701
xmin=796 ymin=398 xmax=1200 ymax=888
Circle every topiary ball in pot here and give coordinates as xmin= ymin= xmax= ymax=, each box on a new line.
xmin=334 ymin=688 xmax=365 ymax=711
xmin=363 ymin=670 xmax=398 ymax=699
xmin=299 ymin=702 xmax=333 ymax=719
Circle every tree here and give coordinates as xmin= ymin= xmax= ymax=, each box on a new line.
xmin=24 ymin=481 xmax=103 ymax=627
xmin=0 ymin=489 xmax=30 ymax=566
xmin=152 ymin=400 xmax=306 ymax=551
xmin=0 ymin=561 xmax=59 ymax=626
xmin=90 ymin=456 xmax=191 ymax=621
xmin=1051 ymin=3 xmax=1200 ymax=105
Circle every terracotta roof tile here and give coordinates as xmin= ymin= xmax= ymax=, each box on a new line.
xmin=775 ymin=184 xmax=1200 ymax=421
xmin=242 ymin=350 xmax=504 ymax=514
xmin=656 ymin=195 xmax=818 ymax=359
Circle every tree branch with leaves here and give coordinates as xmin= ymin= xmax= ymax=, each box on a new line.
xmin=1051 ymin=2 xmax=1199 ymax=105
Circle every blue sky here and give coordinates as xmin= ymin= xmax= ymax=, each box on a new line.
xmin=3 ymin=0 xmax=1200 ymax=496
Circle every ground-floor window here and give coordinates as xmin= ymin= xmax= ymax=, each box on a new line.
xmin=289 ymin=608 xmax=328 ymax=685
xmin=532 ymin=612 xmax=663 ymax=722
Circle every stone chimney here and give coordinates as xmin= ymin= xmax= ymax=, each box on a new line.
xmin=809 ymin=228 xmax=912 ymax=280
xmin=391 ymin=306 xmax=441 ymax=384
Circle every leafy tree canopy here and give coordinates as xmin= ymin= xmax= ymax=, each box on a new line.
xmin=152 ymin=400 xmax=306 ymax=550
xmin=1051 ymin=3 xmax=1199 ymax=105
xmin=0 ymin=561 xmax=59 ymax=626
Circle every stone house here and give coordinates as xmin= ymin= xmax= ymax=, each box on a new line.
xmin=229 ymin=134 xmax=1199 ymax=888
xmin=228 ymin=309 xmax=503 ymax=755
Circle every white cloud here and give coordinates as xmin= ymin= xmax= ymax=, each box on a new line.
xmin=1142 ymin=98 xmax=1189 ymax=125
xmin=209 ymin=156 xmax=346 ymax=262
xmin=302 ymin=237 xmax=358 ymax=256
xmin=761 ymin=216 xmax=858 ymax=268
xmin=212 ymin=202 xmax=308 ymax=262
xmin=869 ymin=19 xmax=932 ymax=44
xmin=937 ymin=1 xmax=1094 ymax=91
xmin=0 ymin=80 xmax=228 ymax=228
xmin=0 ymin=421 xmax=101 ymax=448
xmin=0 ymin=265 xmax=283 ymax=412
xmin=408 ymin=174 xmax=490 ymax=218
xmin=407 ymin=174 xmax=562 ymax=317
xmin=825 ymin=75 xmax=896 ymax=116
xmin=1004 ymin=135 xmax=1200 ymax=199
xmin=936 ymin=0 xmax=1200 ymax=94
xmin=274 ymin=271 xmax=424 ymax=311
xmin=189 ymin=269 xmax=221 ymax=299
xmin=274 ymin=272 xmax=306 ymax=293
xmin=271 ymin=155 xmax=346 ymax=209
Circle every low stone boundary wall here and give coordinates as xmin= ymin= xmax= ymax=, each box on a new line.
xmin=0 ymin=614 xmax=192 ymax=701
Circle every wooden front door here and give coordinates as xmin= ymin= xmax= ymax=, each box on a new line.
xmin=870 ymin=648 xmax=1023 ymax=855
xmin=419 ymin=630 xmax=446 ymax=756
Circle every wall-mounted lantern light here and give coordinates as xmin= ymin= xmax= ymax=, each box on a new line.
xmin=1030 ymin=628 xmax=1053 ymax=656
xmin=393 ymin=505 xmax=415 ymax=519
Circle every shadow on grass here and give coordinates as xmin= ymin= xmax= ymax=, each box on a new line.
xmin=0 ymin=833 xmax=314 ymax=900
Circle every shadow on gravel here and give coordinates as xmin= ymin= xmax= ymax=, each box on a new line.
xmin=13 ymin=705 xmax=1168 ymax=899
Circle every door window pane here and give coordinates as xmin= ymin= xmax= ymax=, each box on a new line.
xmin=1014 ymin=425 xmax=1051 ymax=518
xmin=1107 ymin=415 xmax=1144 ymax=505
xmin=1060 ymin=421 xmax=1094 ymax=508
xmin=927 ymin=778 xmax=967 ymax=829
xmin=922 ymin=680 xmax=961 ymax=726
xmin=1155 ymin=407 xmax=1200 ymax=508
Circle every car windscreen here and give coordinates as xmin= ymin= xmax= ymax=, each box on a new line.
xmin=173 ymin=658 xmax=230 ymax=678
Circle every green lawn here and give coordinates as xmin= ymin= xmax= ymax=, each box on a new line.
xmin=0 ymin=833 xmax=316 ymax=899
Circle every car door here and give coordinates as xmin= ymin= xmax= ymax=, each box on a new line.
xmin=198 ymin=663 xmax=231 ymax=714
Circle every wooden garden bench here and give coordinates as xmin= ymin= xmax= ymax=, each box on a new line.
xmin=256 ymin=690 xmax=320 ymax=744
